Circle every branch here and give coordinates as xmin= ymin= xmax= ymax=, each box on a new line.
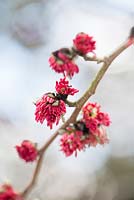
xmin=82 ymin=54 xmax=105 ymax=64
xmin=65 ymin=99 xmax=77 ymax=107
xmin=21 ymin=37 xmax=133 ymax=198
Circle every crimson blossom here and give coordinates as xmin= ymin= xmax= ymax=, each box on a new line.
xmin=60 ymin=129 xmax=84 ymax=157
xmin=0 ymin=184 xmax=22 ymax=200
xmin=35 ymin=94 xmax=66 ymax=129
xmin=49 ymin=49 xmax=79 ymax=78
xmin=82 ymin=102 xmax=111 ymax=133
xmin=55 ymin=77 xmax=79 ymax=96
xmin=60 ymin=123 xmax=109 ymax=157
xmin=73 ymin=32 xmax=96 ymax=55
xmin=15 ymin=140 xmax=38 ymax=162
xmin=60 ymin=102 xmax=111 ymax=157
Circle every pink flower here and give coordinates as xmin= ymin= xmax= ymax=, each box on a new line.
xmin=55 ymin=77 xmax=79 ymax=96
xmin=15 ymin=140 xmax=38 ymax=162
xmin=60 ymin=119 xmax=110 ymax=157
xmin=0 ymin=184 xmax=22 ymax=200
xmin=80 ymin=102 xmax=110 ymax=148
xmin=82 ymin=102 xmax=111 ymax=127
xmin=73 ymin=32 xmax=96 ymax=55
xmin=85 ymin=118 xmax=98 ymax=133
xmin=82 ymin=102 xmax=100 ymax=121
xmin=85 ymin=134 xmax=98 ymax=147
xmin=97 ymin=112 xmax=111 ymax=126
xmin=35 ymin=94 xmax=66 ymax=129
xmin=93 ymin=126 xmax=109 ymax=145
xmin=83 ymin=126 xmax=109 ymax=147
xmin=49 ymin=49 xmax=79 ymax=78
xmin=60 ymin=130 xmax=84 ymax=157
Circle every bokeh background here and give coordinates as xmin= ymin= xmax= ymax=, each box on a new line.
xmin=0 ymin=0 xmax=134 ymax=199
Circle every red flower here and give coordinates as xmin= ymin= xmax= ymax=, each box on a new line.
xmin=15 ymin=140 xmax=38 ymax=162
xmin=82 ymin=101 xmax=111 ymax=132
xmin=97 ymin=112 xmax=111 ymax=126
xmin=49 ymin=50 xmax=79 ymax=78
xmin=60 ymin=130 xmax=84 ymax=157
xmin=85 ymin=118 xmax=98 ymax=133
xmin=35 ymin=94 xmax=66 ymax=129
xmin=73 ymin=32 xmax=96 ymax=55
xmin=82 ymin=102 xmax=100 ymax=121
xmin=0 ymin=184 xmax=22 ymax=200
xmin=93 ymin=126 xmax=109 ymax=145
xmin=55 ymin=78 xmax=79 ymax=96
xmin=60 ymin=120 xmax=110 ymax=157
xmin=85 ymin=134 xmax=98 ymax=147
xmin=81 ymin=126 xmax=109 ymax=147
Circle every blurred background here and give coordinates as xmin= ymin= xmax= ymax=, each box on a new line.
xmin=0 ymin=0 xmax=134 ymax=199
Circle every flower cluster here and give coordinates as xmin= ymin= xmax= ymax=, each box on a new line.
xmin=49 ymin=33 xmax=96 ymax=78
xmin=73 ymin=32 xmax=96 ymax=55
xmin=49 ymin=48 xmax=79 ymax=78
xmin=0 ymin=184 xmax=22 ymax=200
xmin=16 ymin=140 xmax=38 ymax=162
xmin=44 ymin=33 xmax=96 ymax=129
xmin=60 ymin=102 xmax=111 ymax=157
xmin=35 ymin=77 xmax=78 ymax=129
xmin=35 ymin=33 xmax=109 ymax=157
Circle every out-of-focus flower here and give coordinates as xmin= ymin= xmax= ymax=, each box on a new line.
xmin=97 ymin=112 xmax=111 ymax=126
xmin=85 ymin=118 xmax=98 ymax=133
xmin=60 ymin=124 xmax=109 ymax=157
xmin=95 ymin=126 xmax=109 ymax=145
xmin=73 ymin=32 xmax=96 ymax=55
xmin=88 ymin=126 xmax=109 ymax=146
xmin=82 ymin=102 xmax=110 ymax=145
xmin=0 ymin=184 xmax=22 ymax=200
xmin=60 ymin=129 xmax=84 ymax=157
xmin=55 ymin=77 xmax=79 ymax=96
xmin=60 ymin=102 xmax=111 ymax=157
xmin=49 ymin=49 xmax=79 ymax=78
xmin=15 ymin=140 xmax=38 ymax=162
xmin=35 ymin=94 xmax=66 ymax=129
